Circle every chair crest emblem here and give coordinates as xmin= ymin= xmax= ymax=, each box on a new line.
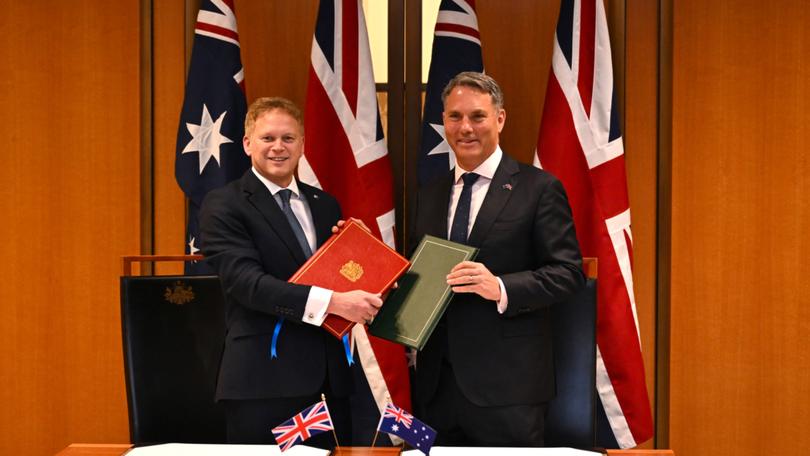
xmin=164 ymin=281 xmax=195 ymax=305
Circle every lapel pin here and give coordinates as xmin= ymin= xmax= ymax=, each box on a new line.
xmin=502 ymin=183 xmax=513 ymax=191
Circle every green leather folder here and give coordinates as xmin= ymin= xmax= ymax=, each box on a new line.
xmin=369 ymin=235 xmax=478 ymax=350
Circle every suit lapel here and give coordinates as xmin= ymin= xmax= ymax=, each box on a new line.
xmin=430 ymin=172 xmax=454 ymax=238
xmin=241 ymin=172 xmax=308 ymax=264
xmin=467 ymin=154 xmax=519 ymax=247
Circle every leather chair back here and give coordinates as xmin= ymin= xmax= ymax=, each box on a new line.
xmin=120 ymin=275 xmax=226 ymax=444
xmin=545 ymin=278 xmax=598 ymax=448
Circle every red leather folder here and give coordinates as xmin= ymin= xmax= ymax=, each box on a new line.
xmin=289 ymin=219 xmax=410 ymax=339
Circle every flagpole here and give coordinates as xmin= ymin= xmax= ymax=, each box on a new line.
xmin=322 ymin=394 xmax=341 ymax=450
xmin=370 ymin=393 xmax=392 ymax=448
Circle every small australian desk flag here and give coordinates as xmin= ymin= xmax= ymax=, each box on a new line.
xmin=377 ymin=402 xmax=437 ymax=455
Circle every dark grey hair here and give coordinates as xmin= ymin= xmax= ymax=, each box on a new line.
xmin=441 ymin=71 xmax=504 ymax=110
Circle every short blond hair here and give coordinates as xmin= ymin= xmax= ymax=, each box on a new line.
xmin=244 ymin=97 xmax=304 ymax=136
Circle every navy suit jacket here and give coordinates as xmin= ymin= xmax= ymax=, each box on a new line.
xmin=199 ymin=170 xmax=352 ymax=401
xmin=410 ymin=153 xmax=586 ymax=408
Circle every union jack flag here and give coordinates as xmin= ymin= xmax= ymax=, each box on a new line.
xmin=301 ymin=0 xmax=411 ymax=416
xmin=418 ymin=0 xmax=483 ymax=186
xmin=534 ymin=0 xmax=653 ymax=448
xmin=270 ymin=401 xmax=334 ymax=452
xmin=175 ymin=0 xmax=249 ymax=274
xmin=382 ymin=402 xmax=413 ymax=428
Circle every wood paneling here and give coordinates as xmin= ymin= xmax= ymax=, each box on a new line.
xmin=624 ymin=0 xmax=660 ymax=448
xmin=152 ymin=0 xmax=188 ymax=275
xmin=0 ymin=1 xmax=140 ymax=454
xmin=670 ymin=1 xmax=810 ymax=455
xmin=477 ymin=0 xmax=560 ymax=164
xmin=237 ymin=1 xmax=320 ymax=109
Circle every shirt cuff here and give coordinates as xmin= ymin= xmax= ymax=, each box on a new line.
xmin=496 ymin=277 xmax=509 ymax=314
xmin=302 ymin=286 xmax=332 ymax=326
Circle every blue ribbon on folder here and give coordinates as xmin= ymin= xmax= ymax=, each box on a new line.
xmin=270 ymin=319 xmax=284 ymax=359
xmin=342 ymin=334 xmax=354 ymax=365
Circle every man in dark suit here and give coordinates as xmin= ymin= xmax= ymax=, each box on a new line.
xmin=199 ymin=97 xmax=382 ymax=446
xmin=410 ymin=72 xmax=586 ymax=446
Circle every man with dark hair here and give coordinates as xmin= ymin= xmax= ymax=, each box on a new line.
xmin=410 ymin=72 xmax=586 ymax=446
xmin=200 ymin=97 xmax=382 ymax=447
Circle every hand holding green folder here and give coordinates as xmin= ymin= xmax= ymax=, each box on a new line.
xmin=369 ymin=235 xmax=478 ymax=350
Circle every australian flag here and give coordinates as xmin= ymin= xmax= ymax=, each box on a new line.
xmin=377 ymin=402 xmax=436 ymax=455
xmin=418 ymin=0 xmax=484 ymax=186
xmin=175 ymin=0 xmax=249 ymax=274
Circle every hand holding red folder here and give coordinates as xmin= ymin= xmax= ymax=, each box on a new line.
xmin=288 ymin=219 xmax=410 ymax=338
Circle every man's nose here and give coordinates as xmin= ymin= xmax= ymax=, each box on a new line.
xmin=459 ymin=117 xmax=474 ymax=133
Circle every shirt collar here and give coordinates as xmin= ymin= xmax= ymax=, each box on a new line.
xmin=251 ymin=167 xmax=302 ymax=198
xmin=453 ymin=146 xmax=503 ymax=184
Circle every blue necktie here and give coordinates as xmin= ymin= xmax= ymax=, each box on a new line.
xmin=449 ymin=172 xmax=480 ymax=244
xmin=271 ymin=189 xmax=314 ymax=360
xmin=277 ymin=189 xmax=312 ymax=258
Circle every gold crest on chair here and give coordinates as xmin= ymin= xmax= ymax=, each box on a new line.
xmin=164 ymin=281 xmax=195 ymax=305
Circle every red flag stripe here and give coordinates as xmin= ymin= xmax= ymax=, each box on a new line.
xmin=577 ymin=0 xmax=596 ymax=116
xmin=342 ymin=0 xmax=359 ymax=115
xmin=195 ymin=21 xmax=239 ymax=42
xmin=435 ymin=23 xmax=481 ymax=40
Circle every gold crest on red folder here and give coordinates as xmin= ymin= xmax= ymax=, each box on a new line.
xmin=340 ymin=261 xmax=364 ymax=283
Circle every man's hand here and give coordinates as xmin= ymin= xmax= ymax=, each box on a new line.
xmin=331 ymin=217 xmax=371 ymax=234
xmin=447 ymin=261 xmax=501 ymax=301
xmin=327 ymin=290 xmax=382 ymax=324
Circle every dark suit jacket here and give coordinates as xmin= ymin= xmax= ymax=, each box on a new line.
xmin=410 ymin=153 xmax=585 ymax=409
xmin=199 ymin=170 xmax=352 ymax=401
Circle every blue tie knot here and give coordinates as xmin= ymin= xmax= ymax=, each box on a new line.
xmin=278 ymin=188 xmax=293 ymax=209
xmin=462 ymin=172 xmax=480 ymax=187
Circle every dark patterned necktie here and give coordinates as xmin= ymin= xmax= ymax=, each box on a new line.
xmin=449 ymin=172 xmax=480 ymax=244
xmin=277 ymin=189 xmax=313 ymax=258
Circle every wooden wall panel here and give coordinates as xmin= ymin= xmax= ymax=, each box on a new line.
xmin=237 ymin=1 xmax=320 ymax=110
xmin=153 ymin=0 xmax=187 ymax=275
xmin=670 ymin=1 xmax=810 ymax=455
xmin=0 ymin=1 xmax=140 ymax=454
xmin=477 ymin=0 xmax=560 ymax=164
xmin=624 ymin=0 xmax=659 ymax=448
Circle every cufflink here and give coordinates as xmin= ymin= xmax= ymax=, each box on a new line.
xmin=308 ymin=313 xmax=314 ymax=319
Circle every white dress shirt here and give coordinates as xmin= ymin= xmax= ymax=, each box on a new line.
xmin=447 ymin=147 xmax=510 ymax=313
xmin=252 ymin=168 xmax=331 ymax=326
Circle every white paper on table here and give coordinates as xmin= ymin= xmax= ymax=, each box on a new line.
xmin=403 ymin=448 xmax=601 ymax=456
xmin=126 ymin=443 xmax=330 ymax=456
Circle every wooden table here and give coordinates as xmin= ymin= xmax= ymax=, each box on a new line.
xmin=56 ymin=444 xmax=675 ymax=455
xmin=55 ymin=444 xmax=133 ymax=456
